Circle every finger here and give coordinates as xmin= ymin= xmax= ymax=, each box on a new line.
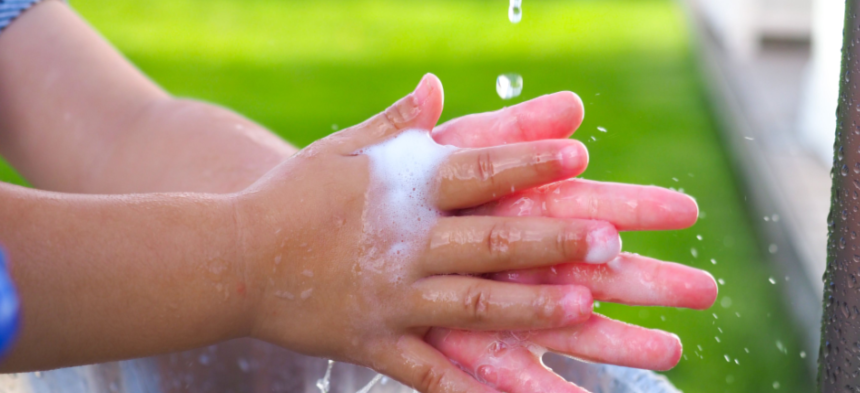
xmin=434 ymin=140 xmax=588 ymax=210
xmin=337 ymin=74 xmax=444 ymax=153
xmin=469 ymin=179 xmax=698 ymax=231
xmin=426 ymin=329 xmax=590 ymax=393
xmin=530 ymin=314 xmax=683 ymax=371
xmin=425 ymin=217 xmax=620 ymax=274
xmin=379 ymin=336 xmax=501 ymax=393
xmin=432 ymin=92 xmax=585 ymax=148
xmin=491 ymin=253 xmax=718 ymax=310
xmin=411 ymin=277 xmax=592 ymax=330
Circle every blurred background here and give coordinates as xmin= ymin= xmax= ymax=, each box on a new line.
xmin=0 ymin=0 xmax=845 ymax=392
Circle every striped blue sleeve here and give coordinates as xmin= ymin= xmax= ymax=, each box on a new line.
xmin=0 ymin=0 xmax=44 ymax=33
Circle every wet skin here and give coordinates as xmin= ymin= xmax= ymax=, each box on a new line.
xmin=238 ymin=76 xmax=620 ymax=392
xmin=243 ymin=75 xmax=716 ymax=393
xmin=0 ymin=3 xmax=716 ymax=392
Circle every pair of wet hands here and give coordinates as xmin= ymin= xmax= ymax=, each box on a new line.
xmin=230 ymin=75 xmax=717 ymax=393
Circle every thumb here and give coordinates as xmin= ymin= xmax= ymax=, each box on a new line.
xmin=340 ymin=74 xmax=444 ymax=151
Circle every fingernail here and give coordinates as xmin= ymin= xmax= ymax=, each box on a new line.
xmin=559 ymin=143 xmax=587 ymax=172
xmin=584 ymin=223 xmax=621 ymax=264
xmin=563 ymin=287 xmax=593 ymax=323
xmin=413 ymin=74 xmax=434 ymax=107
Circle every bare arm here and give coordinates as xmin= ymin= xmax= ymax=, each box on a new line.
xmin=0 ymin=0 xmax=295 ymax=195
xmin=0 ymin=183 xmax=245 ymax=371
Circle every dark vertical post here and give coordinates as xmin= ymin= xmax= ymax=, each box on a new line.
xmin=819 ymin=2 xmax=860 ymax=392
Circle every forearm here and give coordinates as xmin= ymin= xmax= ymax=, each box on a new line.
xmin=0 ymin=0 xmax=295 ymax=194
xmin=0 ymin=183 xmax=250 ymax=371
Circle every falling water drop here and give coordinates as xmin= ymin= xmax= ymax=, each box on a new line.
xmin=316 ymin=360 xmax=335 ymax=393
xmin=356 ymin=374 xmax=384 ymax=393
xmin=508 ymin=0 xmax=522 ymax=23
xmin=496 ymin=73 xmax=523 ymax=100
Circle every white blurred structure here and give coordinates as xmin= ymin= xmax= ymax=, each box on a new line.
xmin=692 ymin=0 xmax=845 ymax=165
xmin=695 ymin=0 xmax=812 ymax=60
xmin=799 ymin=0 xmax=845 ymax=164
xmin=684 ymin=0 xmax=845 ymax=374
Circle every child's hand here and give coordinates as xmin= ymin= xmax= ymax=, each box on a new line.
xmin=418 ymin=90 xmax=718 ymax=393
xmin=233 ymin=75 xmax=622 ymax=393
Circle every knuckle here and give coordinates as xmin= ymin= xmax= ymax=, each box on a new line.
xmin=557 ymin=224 xmax=583 ymax=260
xmin=463 ymin=285 xmax=492 ymax=322
xmin=486 ymin=222 xmax=515 ymax=259
xmin=530 ymin=146 xmax=565 ymax=177
xmin=476 ymin=151 xmax=496 ymax=182
xmin=536 ymin=287 xmax=566 ymax=324
xmin=417 ymin=366 xmax=449 ymax=393
xmin=382 ymin=97 xmax=418 ymax=132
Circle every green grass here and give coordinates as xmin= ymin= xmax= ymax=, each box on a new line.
xmin=0 ymin=0 xmax=813 ymax=391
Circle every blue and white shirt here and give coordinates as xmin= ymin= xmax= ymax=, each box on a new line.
xmin=0 ymin=0 xmax=43 ymax=33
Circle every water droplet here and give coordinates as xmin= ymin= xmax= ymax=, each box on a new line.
xmin=744 ymin=347 xmax=750 ymax=353
xmin=496 ymin=73 xmax=523 ymax=100
xmin=724 ymin=354 xmax=730 ymax=362
xmin=316 ymin=360 xmax=335 ymax=393
xmin=331 ymin=124 xmax=339 ymax=131
xmin=772 ymin=214 xmax=780 ymax=222
xmin=745 ymin=136 xmax=754 ymax=141
xmin=508 ymin=0 xmax=522 ymax=23
xmin=769 ymin=277 xmax=777 ymax=284
xmin=715 ymin=336 xmax=721 ymax=343
xmin=800 ymin=351 xmax=807 ymax=358
xmin=769 ymin=244 xmax=778 ymax=254
xmin=773 ymin=381 xmax=780 ymax=389
xmin=597 ymin=126 xmax=607 ymax=132
xmin=711 ymin=258 xmax=717 ymax=265
xmin=776 ymin=340 xmax=787 ymax=354
xmin=237 ymin=358 xmax=251 ymax=372
xmin=721 ymin=297 xmax=733 ymax=308
xmin=357 ymin=374 xmax=384 ymax=393
xmin=696 ymin=234 xmax=703 ymax=240
xmin=691 ymin=248 xmax=698 ymax=258
xmin=718 ymin=278 xmax=726 ymax=285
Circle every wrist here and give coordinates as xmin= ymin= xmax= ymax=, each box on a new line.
xmin=224 ymin=192 xmax=260 ymax=340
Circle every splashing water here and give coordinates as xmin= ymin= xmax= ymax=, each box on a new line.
xmin=316 ymin=360 xmax=335 ymax=393
xmin=356 ymin=374 xmax=384 ymax=393
xmin=496 ymin=73 xmax=523 ymax=100
xmin=508 ymin=0 xmax=522 ymax=23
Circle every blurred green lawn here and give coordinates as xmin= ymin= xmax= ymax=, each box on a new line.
xmin=0 ymin=0 xmax=813 ymax=391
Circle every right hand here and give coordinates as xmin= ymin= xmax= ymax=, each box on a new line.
xmin=420 ymin=86 xmax=718 ymax=393
xmin=233 ymin=74 xmax=621 ymax=393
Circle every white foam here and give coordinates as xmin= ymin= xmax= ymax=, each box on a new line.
xmin=357 ymin=130 xmax=457 ymax=280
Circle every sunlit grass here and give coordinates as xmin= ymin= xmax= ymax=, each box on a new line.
xmin=0 ymin=0 xmax=813 ymax=391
